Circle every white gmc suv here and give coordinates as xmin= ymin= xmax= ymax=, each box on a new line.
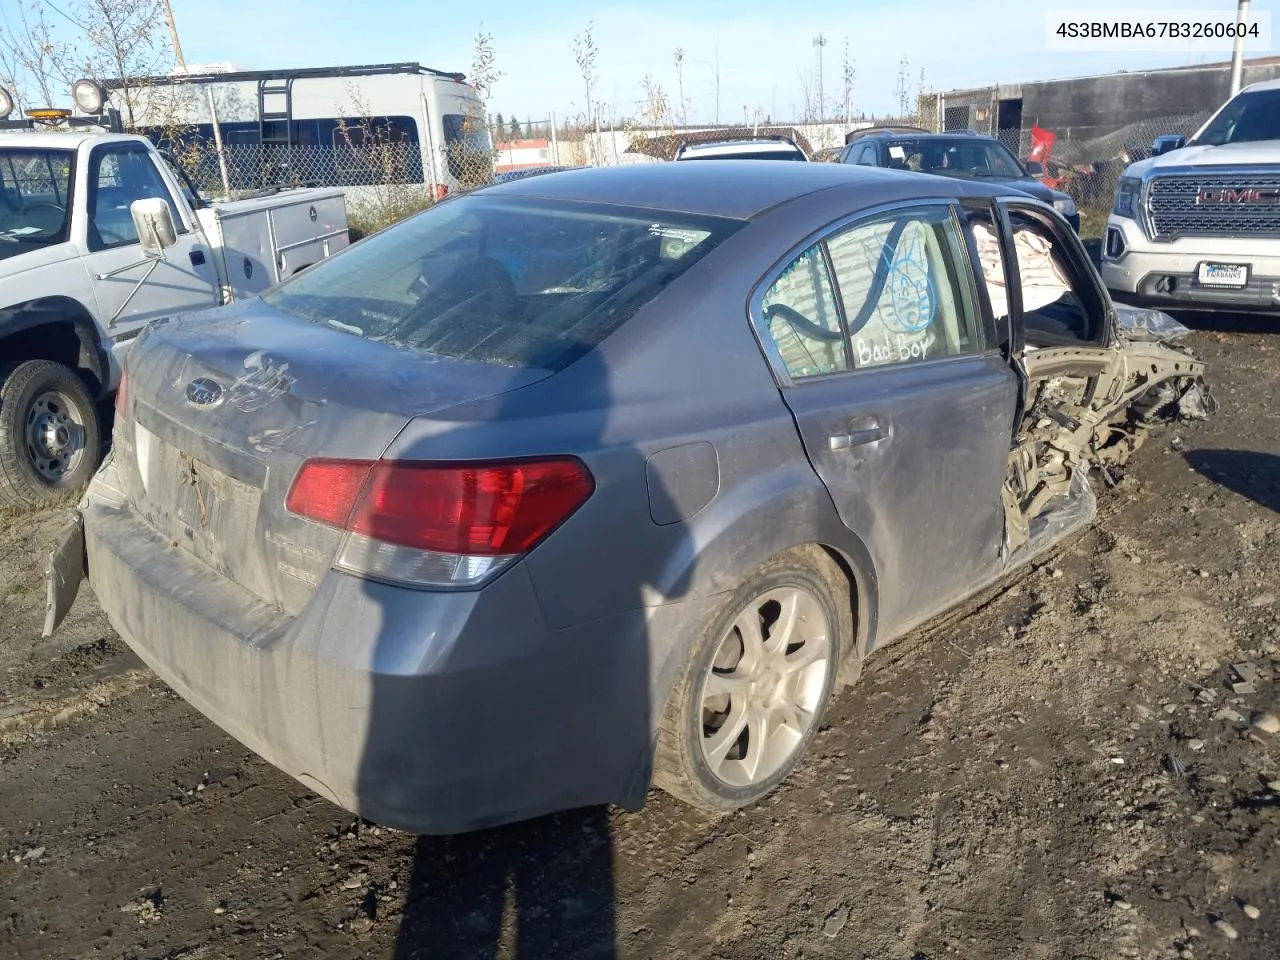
xmin=1100 ymin=78 xmax=1280 ymax=313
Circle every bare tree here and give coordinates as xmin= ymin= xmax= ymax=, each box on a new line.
xmin=455 ymin=27 xmax=500 ymax=184
xmin=0 ymin=0 xmax=173 ymax=125
xmin=894 ymin=54 xmax=912 ymax=118
xmin=841 ymin=38 xmax=855 ymax=125
xmin=673 ymin=47 xmax=687 ymax=126
xmin=797 ymin=68 xmax=818 ymax=125
xmin=469 ymin=25 xmax=501 ymax=104
xmin=0 ymin=1 xmax=77 ymax=112
xmin=77 ymin=0 xmax=170 ymax=125
xmin=572 ymin=22 xmax=599 ymax=161
xmin=914 ymin=67 xmax=933 ymax=130
xmin=636 ymin=74 xmax=672 ymax=131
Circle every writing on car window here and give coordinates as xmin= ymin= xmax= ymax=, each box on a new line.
xmin=827 ymin=207 xmax=979 ymax=369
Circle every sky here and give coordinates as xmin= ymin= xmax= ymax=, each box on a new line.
xmin=5 ymin=0 xmax=1279 ymax=123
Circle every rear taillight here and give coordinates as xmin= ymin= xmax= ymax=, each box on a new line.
xmin=285 ymin=458 xmax=594 ymax=587
xmin=114 ymin=369 xmax=128 ymax=417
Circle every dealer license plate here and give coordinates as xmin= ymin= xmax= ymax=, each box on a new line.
xmin=1196 ymin=262 xmax=1250 ymax=289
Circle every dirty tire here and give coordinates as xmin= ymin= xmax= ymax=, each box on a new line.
xmin=654 ymin=546 xmax=854 ymax=814
xmin=0 ymin=359 xmax=102 ymax=510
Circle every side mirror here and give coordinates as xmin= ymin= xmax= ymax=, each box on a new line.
xmin=1151 ymin=135 xmax=1187 ymax=156
xmin=130 ymin=198 xmax=178 ymax=256
xmin=1024 ymin=160 xmax=1046 ymax=177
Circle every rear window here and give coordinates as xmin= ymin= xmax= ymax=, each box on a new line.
xmin=260 ymin=195 xmax=740 ymax=370
xmin=442 ymin=113 xmax=494 ymax=183
xmin=680 ymin=146 xmax=806 ymax=161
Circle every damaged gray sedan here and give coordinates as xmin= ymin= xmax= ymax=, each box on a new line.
xmin=44 ymin=162 xmax=1212 ymax=834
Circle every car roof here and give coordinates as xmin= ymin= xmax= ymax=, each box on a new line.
xmin=1244 ymin=77 xmax=1280 ymax=93
xmin=478 ymin=160 xmax=1025 ymax=220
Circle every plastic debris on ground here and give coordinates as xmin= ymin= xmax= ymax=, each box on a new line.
xmin=1114 ymin=303 xmax=1193 ymax=343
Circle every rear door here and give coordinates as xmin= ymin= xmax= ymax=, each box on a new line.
xmin=752 ymin=199 xmax=1019 ymax=640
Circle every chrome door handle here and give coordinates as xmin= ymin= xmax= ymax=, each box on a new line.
xmin=829 ymin=424 xmax=889 ymax=451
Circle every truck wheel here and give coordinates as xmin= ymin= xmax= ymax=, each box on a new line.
xmin=0 ymin=359 xmax=103 ymax=510
xmin=653 ymin=547 xmax=850 ymax=814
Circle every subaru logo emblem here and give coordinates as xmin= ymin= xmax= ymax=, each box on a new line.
xmin=185 ymin=377 xmax=224 ymax=407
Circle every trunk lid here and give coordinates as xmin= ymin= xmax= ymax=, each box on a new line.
xmin=117 ymin=299 xmax=550 ymax=614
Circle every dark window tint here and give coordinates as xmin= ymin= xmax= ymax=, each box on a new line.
xmin=887 ymin=139 xmax=1023 ymax=178
xmin=1195 ymin=88 xmax=1280 ymax=145
xmin=761 ymin=245 xmax=849 ymax=378
xmin=261 ymin=196 xmax=741 ymax=370
xmin=331 ymin=116 xmax=423 ymax=184
xmin=88 ymin=146 xmax=185 ymax=251
xmin=139 ymin=116 xmax=425 ymax=188
xmin=0 ymin=149 xmax=73 ymax=260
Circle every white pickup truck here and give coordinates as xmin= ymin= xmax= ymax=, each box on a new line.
xmin=0 ymin=120 xmax=349 ymax=508
xmin=1100 ymin=78 xmax=1280 ymax=313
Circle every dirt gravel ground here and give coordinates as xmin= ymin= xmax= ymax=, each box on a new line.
xmin=1 ymin=315 xmax=1278 ymax=960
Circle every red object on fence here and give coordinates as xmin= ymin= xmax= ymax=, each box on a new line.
xmin=1027 ymin=125 xmax=1056 ymax=162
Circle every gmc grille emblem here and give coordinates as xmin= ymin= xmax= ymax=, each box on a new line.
xmin=1196 ymin=187 xmax=1280 ymax=205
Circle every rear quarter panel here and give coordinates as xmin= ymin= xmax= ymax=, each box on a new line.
xmin=381 ymin=183 xmax=965 ymax=676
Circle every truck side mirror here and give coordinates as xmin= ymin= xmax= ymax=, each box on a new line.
xmin=1024 ymin=160 xmax=1046 ymax=177
xmin=1151 ymin=135 xmax=1187 ymax=156
xmin=130 ymin=198 xmax=178 ymax=257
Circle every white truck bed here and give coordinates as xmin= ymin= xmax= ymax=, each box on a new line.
xmin=196 ymin=188 xmax=349 ymax=301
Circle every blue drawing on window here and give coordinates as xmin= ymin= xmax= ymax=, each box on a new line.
xmin=883 ymin=252 xmax=935 ymax=334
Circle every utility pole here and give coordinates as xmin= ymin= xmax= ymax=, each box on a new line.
xmin=812 ymin=34 xmax=827 ymax=122
xmin=714 ymin=60 xmax=721 ymax=125
xmin=160 ymin=0 xmax=186 ymax=70
xmin=714 ymin=33 xmax=721 ymax=125
xmin=160 ymin=0 xmax=231 ymax=198
xmin=1230 ymin=0 xmax=1251 ymax=96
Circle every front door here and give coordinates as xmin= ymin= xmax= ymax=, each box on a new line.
xmin=79 ymin=142 xmax=219 ymax=346
xmin=753 ymin=200 xmax=1019 ymax=642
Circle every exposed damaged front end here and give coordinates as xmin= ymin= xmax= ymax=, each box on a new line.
xmin=1002 ymin=305 xmax=1215 ymax=559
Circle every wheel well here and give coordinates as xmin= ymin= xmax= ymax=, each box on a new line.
xmin=816 ymin=543 xmax=873 ymax=680
xmin=0 ymin=298 xmax=107 ymax=397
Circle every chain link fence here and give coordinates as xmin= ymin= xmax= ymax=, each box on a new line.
xmin=161 ymin=107 xmax=1213 ymax=239
xmin=165 ymin=138 xmax=531 ymax=237
xmin=1023 ymin=113 xmax=1213 ymax=233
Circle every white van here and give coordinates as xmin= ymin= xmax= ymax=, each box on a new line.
xmin=116 ymin=62 xmax=493 ymax=199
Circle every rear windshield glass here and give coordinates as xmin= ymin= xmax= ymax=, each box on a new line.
xmin=681 ymin=149 xmax=806 ymax=161
xmin=886 ymin=139 xmax=1023 ymax=177
xmin=261 ymin=195 xmax=741 ymax=370
xmin=441 ymin=113 xmax=494 ymax=183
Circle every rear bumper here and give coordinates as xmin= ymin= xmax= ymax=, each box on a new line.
xmin=78 ymin=458 xmax=708 ymax=834
xmin=1100 ymin=215 xmax=1280 ymax=312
